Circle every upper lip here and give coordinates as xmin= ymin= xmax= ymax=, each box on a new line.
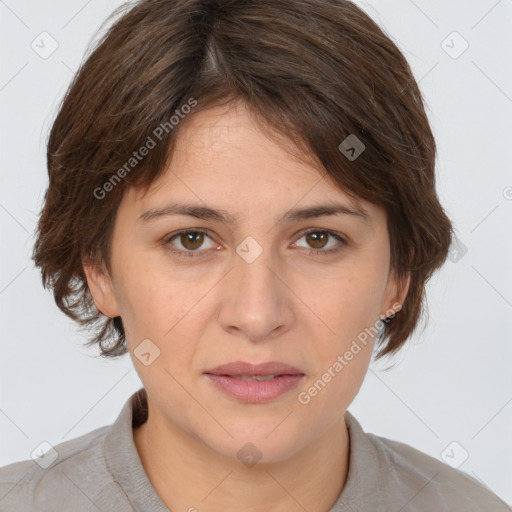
xmin=204 ymin=361 xmax=304 ymax=377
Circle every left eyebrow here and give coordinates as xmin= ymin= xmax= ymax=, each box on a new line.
xmin=138 ymin=201 xmax=371 ymax=225
xmin=277 ymin=203 xmax=370 ymax=225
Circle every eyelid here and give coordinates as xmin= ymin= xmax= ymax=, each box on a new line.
xmin=294 ymin=227 xmax=347 ymax=244
xmin=291 ymin=228 xmax=347 ymax=255
xmin=162 ymin=228 xmax=218 ymax=257
xmin=163 ymin=227 xmax=347 ymax=258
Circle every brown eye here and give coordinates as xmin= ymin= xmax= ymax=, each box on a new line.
xmin=305 ymin=231 xmax=329 ymax=249
xmin=294 ymin=229 xmax=347 ymax=255
xmin=179 ymin=231 xmax=205 ymax=250
xmin=164 ymin=229 xmax=216 ymax=257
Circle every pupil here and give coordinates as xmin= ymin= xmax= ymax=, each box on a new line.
xmin=182 ymin=232 xmax=203 ymax=250
xmin=307 ymin=232 xmax=327 ymax=249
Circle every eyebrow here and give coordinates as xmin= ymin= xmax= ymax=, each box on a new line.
xmin=139 ymin=202 xmax=370 ymax=225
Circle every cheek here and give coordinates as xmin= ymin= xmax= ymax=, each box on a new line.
xmin=303 ymin=259 xmax=386 ymax=388
xmin=311 ymin=263 xmax=386 ymax=332
xmin=114 ymin=258 xmax=214 ymax=359
xmin=111 ymin=264 xmax=157 ymax=339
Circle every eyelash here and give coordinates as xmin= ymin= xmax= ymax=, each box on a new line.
xmin=162 ymin=228 xmax=347 ymax=259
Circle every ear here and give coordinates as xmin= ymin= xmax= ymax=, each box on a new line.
xmin=381 ymin=268 xmax=411 ymax=318
xmin=82 ymin=259 xmax=121 ymax=318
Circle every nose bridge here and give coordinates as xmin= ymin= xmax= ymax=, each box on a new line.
xmin=235 ymin=242 xmax=276 ymax=297
xmin=217 ymin=237 xmax=292 ymax=341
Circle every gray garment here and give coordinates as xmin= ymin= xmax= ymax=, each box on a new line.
xmin=0 ymin=389 xmax=509 ymax=512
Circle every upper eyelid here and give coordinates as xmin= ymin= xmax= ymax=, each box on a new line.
xmin=165 ymin=228 xmax=345 ymax=249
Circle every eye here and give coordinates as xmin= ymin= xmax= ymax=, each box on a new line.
xmin=163 ymin=229 xmax=218 ymax=258
xmin=293 ymin=229 xmax=347 ymax=255
xmin=162 ymin=228 xmax=347 ymax=259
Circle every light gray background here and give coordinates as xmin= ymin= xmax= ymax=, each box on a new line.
xmin=1 ymin=0 xmax=511 ymax=506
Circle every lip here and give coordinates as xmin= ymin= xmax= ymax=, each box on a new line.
xmin=204 ymin=361 xmax=305 ymax=403
xmin=205 ymin=374 xmax=305 ymax=403
xmin=204 ymin=361 xmax=304 ymax=377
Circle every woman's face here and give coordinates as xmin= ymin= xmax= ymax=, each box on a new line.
xmin=85 ymin=101 xmax=407 ymax=463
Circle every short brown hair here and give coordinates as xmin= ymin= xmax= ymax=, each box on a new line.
xmin=33 ymin=0 xmax=453 ymax=360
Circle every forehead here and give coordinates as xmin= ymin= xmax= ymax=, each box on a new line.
xmin=121 ymin=102 xmax=380 ymax=225
xmin=145 ymin=104 xmax=335 ymax=193
xmin=168 ymin=102 xmax=320 ymax=179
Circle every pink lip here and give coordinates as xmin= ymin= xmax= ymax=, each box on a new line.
xmin=204 ymin=361 xmax=305 ymax=403
xmin=205 ymin=360 xmax=304 ymax=377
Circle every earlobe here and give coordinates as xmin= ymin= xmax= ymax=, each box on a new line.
xmin=82 ymin=261 xmax=120 ymax=318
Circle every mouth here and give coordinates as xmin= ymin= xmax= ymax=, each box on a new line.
xmin=203 ymin=361 xmax=305 ymax=403
xmin=204 ymin=360 xmax=304 ymax=378
xmin=227 ymin=374 xmax=284 ymax=381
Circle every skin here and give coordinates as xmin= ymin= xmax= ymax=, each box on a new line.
xmin=84 ymin=100 xmax=410 ymax=512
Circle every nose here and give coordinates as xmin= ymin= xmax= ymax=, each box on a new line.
xmin=216 ymin=243 xmax=295 ymax=343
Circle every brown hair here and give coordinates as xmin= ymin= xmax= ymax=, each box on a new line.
xmin=33 ymin=0 xmax=453 ymax=360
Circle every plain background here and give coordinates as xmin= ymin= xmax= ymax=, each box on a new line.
xmin=1 ymin=0 xmax=511 ymax=506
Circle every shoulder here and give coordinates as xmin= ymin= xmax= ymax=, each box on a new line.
xmin=341 ymin=411 xmax=510 ymax=511
xmin=368 ymin=432 xmax=510 ymax=511
xmin=0 ymin=424 xmax=127 ymax=512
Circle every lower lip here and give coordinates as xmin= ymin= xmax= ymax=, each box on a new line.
xmin=205 ymin=374 xmax=304 ymax=403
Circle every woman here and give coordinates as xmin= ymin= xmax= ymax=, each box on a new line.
xmin=0 ymin=0 xmax=509 ymax=510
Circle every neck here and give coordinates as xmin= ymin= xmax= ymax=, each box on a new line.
xmin=133 ymin=400 xmax=350 ymax=512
